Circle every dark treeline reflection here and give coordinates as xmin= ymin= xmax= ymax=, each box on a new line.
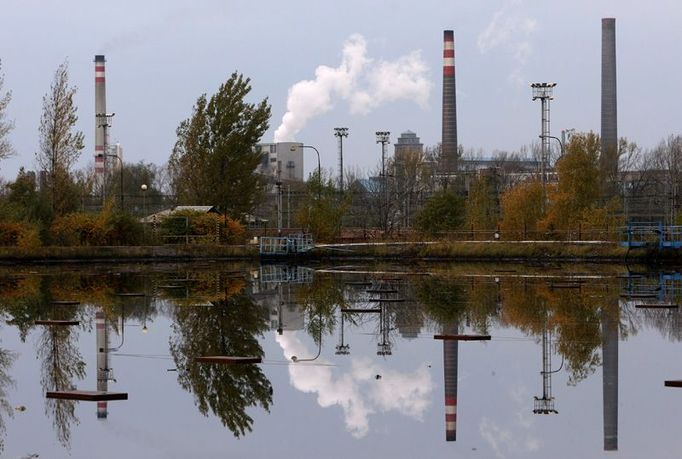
xmin=1 ymin=266 xmax=682 ymax=448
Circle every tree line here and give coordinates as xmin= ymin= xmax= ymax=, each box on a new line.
xmin=1 ymin=58 xmax=681 ymax=246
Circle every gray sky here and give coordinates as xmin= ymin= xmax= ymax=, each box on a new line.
xmin=1 ymin=0 xmax=681 ymax=180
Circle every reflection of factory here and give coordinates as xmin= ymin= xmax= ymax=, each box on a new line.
xmin=252 ymin=266 xmax=313 ymax=333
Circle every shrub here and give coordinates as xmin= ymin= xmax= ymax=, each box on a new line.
xmin=0 ymin=222 xmax=42 ymax=248
xmin=50 ymin=203 xmax=143 ymax=246
xmin=159 ymin=210 xmax=245 ymax=244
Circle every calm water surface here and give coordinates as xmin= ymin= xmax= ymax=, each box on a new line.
xmin=2 ymin=262 xmax=682 ymax=458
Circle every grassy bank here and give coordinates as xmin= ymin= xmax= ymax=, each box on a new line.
xmin=312 ymin=241 xmax=651 ymax=262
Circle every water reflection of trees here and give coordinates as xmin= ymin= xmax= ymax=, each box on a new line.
xmin=0 ymin=345 xmax=15 ymax=453
xmin=38 ymin=324 xmax=86 ymax=448
xmin=169 ymin=289 xmax=272 ymax=437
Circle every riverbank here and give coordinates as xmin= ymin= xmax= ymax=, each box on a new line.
xmin=314 ymin=240 xmax=653 ymax=262
xmin=0 ymin=244 xmax=258 ymax=264
xmin=0 ymin=240 xmax=666 ymax=264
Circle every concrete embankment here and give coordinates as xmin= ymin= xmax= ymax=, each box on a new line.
xmin=0 ymin=240 xmax=664 ymax=264
xmin=0 ymin=244 xmax=258 ymax=264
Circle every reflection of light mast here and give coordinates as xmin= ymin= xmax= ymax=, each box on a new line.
xmin=377 ymin=302 xmax=392 ymax=356
xmin=533 ymin=325 xmax=558 ymax=414
xmin=335 ymin=310 xmax=350 ymax=355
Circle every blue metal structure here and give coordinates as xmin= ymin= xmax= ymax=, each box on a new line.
xmin=621 ymin=223 xmax=682 ymax=249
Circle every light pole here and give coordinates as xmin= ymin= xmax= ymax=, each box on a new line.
xmin=376 ymin=131 xmax=391 ymax=230
xmin=291 ymin=144 xmax=321 ymax=200
xmin=334 ymin=127 xmax=349 ymax=193
xmin=530 ymin=83 xmax=556 ymax=188
xmin=141 ymin=183 xmax=148 ymax=241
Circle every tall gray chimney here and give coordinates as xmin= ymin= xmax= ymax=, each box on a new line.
xmin=600 ymin=18 xmax=618 ymax=196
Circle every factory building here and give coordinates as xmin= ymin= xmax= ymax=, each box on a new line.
xmin=255 ymin=142 xmax=304 ymax=182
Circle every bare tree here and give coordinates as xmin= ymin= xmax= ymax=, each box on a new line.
xmin=647 ymin=135 xmax=682 ymax=223
xmin=36 ymin=61 xmax=84 ymax=215
xmin=0 ymin=60 xmax=13 ymax=164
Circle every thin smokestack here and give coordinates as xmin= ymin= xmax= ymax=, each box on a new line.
xmin=602 ymin=308 xmax=619 ymax=451
xmin=443 ymin=322 xmax=458 ymax=441
xmin=96 ymin=311 xmax=109 ymax=419
xmin=442 ymin=30 xmax=458 ymax=174
xmin=600 ymin=18 xmax=617 ymax=195
xmin=94 ymin=55 xmax=106 ymax=176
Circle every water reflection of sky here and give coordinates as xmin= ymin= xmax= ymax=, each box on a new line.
xmin=2 ymin=266 xmax=682 ymax=458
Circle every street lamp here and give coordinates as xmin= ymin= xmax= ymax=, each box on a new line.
xmin=141 ymin=184 xmax=148 ymax=241
xmin=539 ymin=134 xmax=564 ymax=159
xmin=334 ymin=127 xmax=349 ymax=193
xmin=291 ymin=144 xmax=321 ymax=199
xmin=292 ymin=312 xmax=323 ymax=363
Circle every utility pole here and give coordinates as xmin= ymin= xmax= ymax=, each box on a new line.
xmin=531 ymin=83 xmax=555 ymax=203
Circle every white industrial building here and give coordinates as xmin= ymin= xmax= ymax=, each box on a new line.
xmin=255 ymin=142 xmax=304 ymax=182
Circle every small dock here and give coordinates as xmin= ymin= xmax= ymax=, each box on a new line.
xmin=341 ymin=308 xmax=381 ymax=314
xmin=35 ymin=320 xmax=80 ymax=326
xmin=46 ymin=390 xmax=128 ymax=401
xmin=195 ymin=356 xmax=262 ymax=365
xmin=434 ymin=334 xmax=492 ymax=341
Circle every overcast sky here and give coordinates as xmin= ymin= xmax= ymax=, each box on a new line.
xmin=1 ymin=0 xmax=680 ymax=180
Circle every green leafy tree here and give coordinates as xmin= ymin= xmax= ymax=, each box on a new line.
xmin=414 ymin=189 xmax=466 ymax=234
xmin=36 ymin=60 xmax=84 ymax=217
xmin=295 ymin=170 xmax=349 ymax=241
xmin=3 ymin=168 xmax=51 ymax=223
xmin=169 ymin=72 xmax=271 ymax=217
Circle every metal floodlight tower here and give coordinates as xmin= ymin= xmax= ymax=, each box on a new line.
xmin=334 ymin=127 xmax=349 ymax=193
xmin=531 ymin=83 xmax=556 ymax=187
xmin=376 ymin=131 xmax=391 ymax=229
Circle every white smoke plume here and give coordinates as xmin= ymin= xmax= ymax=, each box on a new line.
xmin=477 ymin=1 xmax=537 ymax=86
xmin=274 ymin=34 xmax=431 ymax=143
xmin=276 ymin=332 xmax=432 ymax=438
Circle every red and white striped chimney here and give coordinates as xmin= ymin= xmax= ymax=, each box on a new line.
xmin=94 ymin=55 xmax=106 ymax=176
xmin=96 ymin=311 xmax=108 ymax=419
xmin=442 ymin=30 xmax=458 ymax=174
